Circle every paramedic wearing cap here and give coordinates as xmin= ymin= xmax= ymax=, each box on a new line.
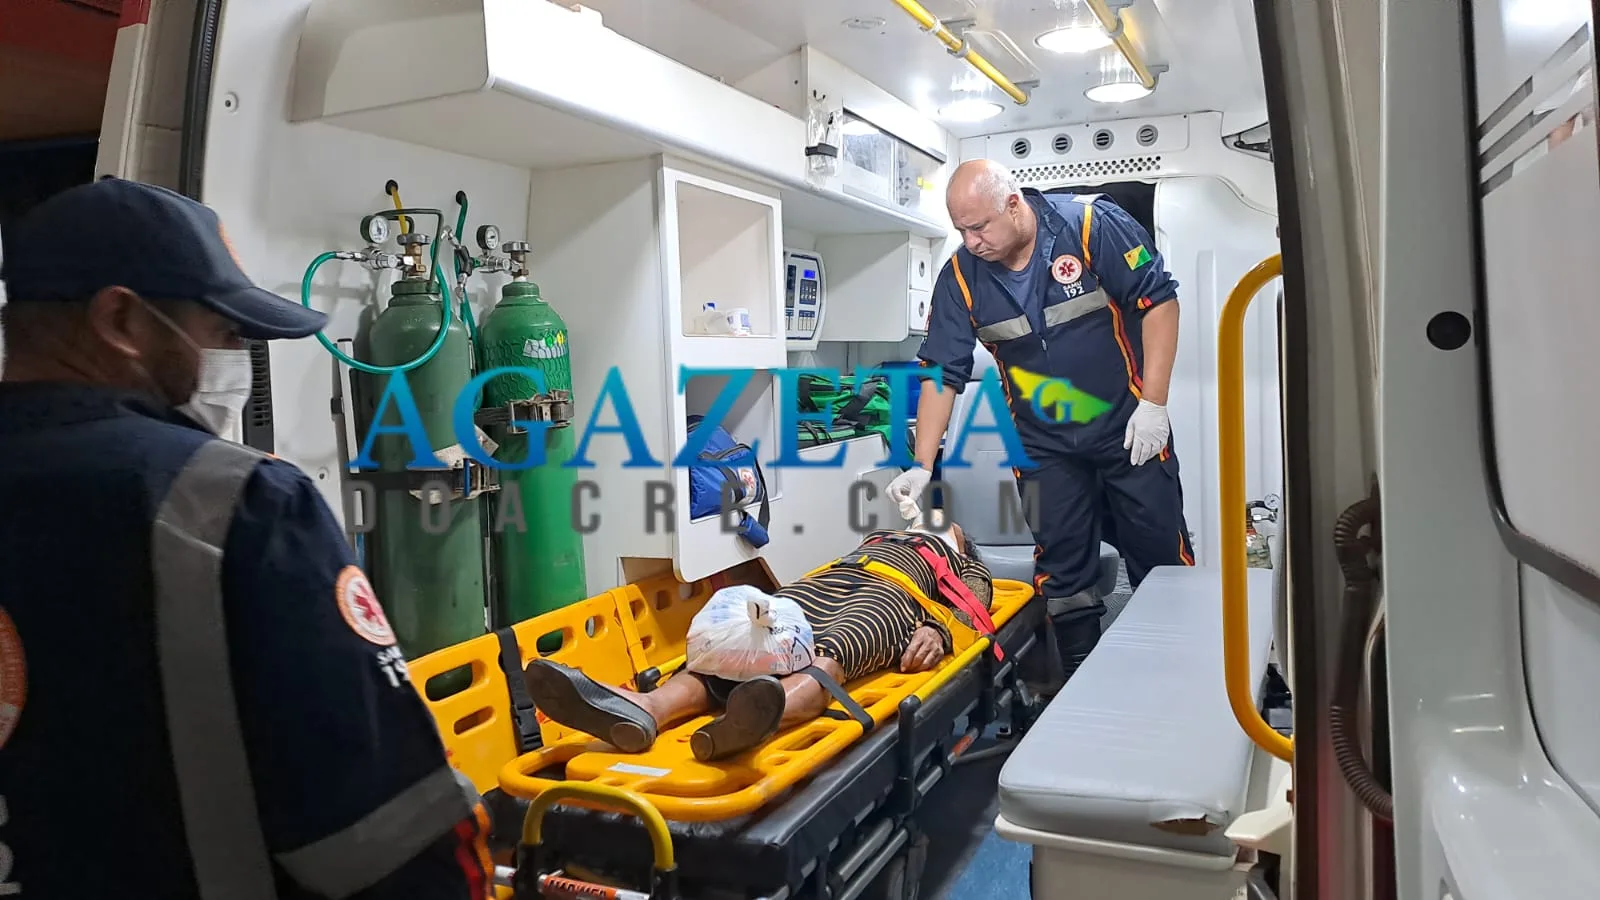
xmin=0 ymin=179 xmax=493 ymax=899
xmin=889 ymin=159 xmax=1195 ymax=680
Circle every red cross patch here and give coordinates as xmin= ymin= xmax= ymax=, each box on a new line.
xmin=1051 ymin=254 xmax=1083 ymax=285
xmin=337 ymin=566 xmax=396 ymax=647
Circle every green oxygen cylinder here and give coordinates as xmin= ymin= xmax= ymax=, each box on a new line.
xmin=477 ymin=244 xmax=589 ymax=627
xmin=367 ymin=254 xmax=487 ymax=662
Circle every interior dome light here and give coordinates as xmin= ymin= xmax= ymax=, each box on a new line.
xmin=1085 ymin=52 xmax=1155 ymax=104
xmin=1084 ymin=81 xmax=1154 ymax=103
xmin=938 ymin=98 xmax=1004 ymax=123
xmin=1036 ymin=25 xmax=1112 ymax=54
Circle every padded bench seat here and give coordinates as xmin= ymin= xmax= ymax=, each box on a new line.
xmin=977 ymin=541 xmax=1121 ymax=601
xmin=995 ymin=565 xmax=1276 ymax=897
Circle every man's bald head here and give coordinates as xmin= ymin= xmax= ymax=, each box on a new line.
xmin=946 ymin=160 xmax=1035 ymax=266
xmin=948 ymin=159 xmax=1020 ymax=213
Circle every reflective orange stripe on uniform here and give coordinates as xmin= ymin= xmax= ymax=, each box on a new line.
xmin=952 ymin=253 xmax=1018 ymax=407
xmin=1107 ymin=303 xmax=1144 ymax=400
xmin=1080 ymin=204 xmax=1095 ymax=270
xmin=950 ymin=252 xmax=977 ymax=317
xmin=452 ymin=802 xmax=493 ymax=896
xmin=1081 ymin=206 xmax=1144 ymax=401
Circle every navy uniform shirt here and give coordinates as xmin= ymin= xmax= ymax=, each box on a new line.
xmin=917 ymin=189 xmax=1179 ymax=455
xmin=0 ymin=382 xmax=491 ymax=899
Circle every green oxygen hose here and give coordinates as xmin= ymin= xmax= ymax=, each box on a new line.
xmin=452 ymin=191 xmax=481 ymax=347
xmin=301 ymin=250 xmax=454 ymax=375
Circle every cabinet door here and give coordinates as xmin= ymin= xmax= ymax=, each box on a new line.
xmin=909 ymin=242 xmax=934 ymax=292
xmin=908 ymin=288 xmax=932 ymax=335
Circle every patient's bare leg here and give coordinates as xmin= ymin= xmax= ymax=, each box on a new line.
xmin=616 ymin=674 xmax=713 ymax=730
xmin=523 ymin=659 xmax=705 ymax=753
xmin=775 ymin=657 xmax=847 ymax=728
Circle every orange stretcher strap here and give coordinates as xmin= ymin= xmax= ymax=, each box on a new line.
xmin=906 ymin=542 xmax=1004 ymax=661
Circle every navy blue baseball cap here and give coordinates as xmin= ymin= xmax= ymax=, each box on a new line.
xmin=0 ymin=177 xmax=328 ymax=340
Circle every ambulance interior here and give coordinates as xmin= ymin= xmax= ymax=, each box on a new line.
xmin=3 ymin=0 xmax=1599 ymax=898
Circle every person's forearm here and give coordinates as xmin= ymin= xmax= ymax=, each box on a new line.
xmin=1139 ymin=301 xmax=1180 ymax=405
xmin=913 ymin=384 xmax=958 ymax=469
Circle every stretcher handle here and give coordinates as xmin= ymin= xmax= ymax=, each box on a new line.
xmin=521 ymin=782 xmax=677 ymax=871
xmin=1218 ymin=253 xmax=1295 ymax=764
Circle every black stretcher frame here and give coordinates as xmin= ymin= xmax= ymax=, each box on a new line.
xmin=482 ymin=597 xmax=1048 ymax=900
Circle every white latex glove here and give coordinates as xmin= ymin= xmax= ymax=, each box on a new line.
xmin=886 ymin=466 xmax=933 ymax=524
xmin=1124 ymin=399 xmax=1171 ymax=466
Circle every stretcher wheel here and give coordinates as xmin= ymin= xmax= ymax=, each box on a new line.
xmin=873 ymin=834 xmax=928 ymax=900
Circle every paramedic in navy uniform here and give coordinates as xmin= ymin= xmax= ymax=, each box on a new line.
xmin=0 ymin=179 xmax=493 ymax=899
xmin=888 ymin=159 xmax=1195 ymax=681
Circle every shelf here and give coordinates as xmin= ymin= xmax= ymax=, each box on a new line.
xmin=289 ymin=0 xmax=949 ymax=240
xmin=677 ymin=336 xmax=785 ymax=370
xmin=778 ymin=180 xmax=949 ymax=240
xmin=675 ymin=178 xmax=779 ymax=339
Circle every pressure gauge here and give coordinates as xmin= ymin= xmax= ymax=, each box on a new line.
xmin=476 ymin=225 xmax=501 ymax=252
xmin=360 ymin=214 xmax=389 ymax=245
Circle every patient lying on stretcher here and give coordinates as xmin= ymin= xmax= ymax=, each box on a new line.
xmin=522 ymin=522 xmax=996 ymax=763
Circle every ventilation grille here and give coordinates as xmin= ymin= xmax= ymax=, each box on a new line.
xmin=1051 ymin=133 xmax=1073 ymax=154
xmin=1013 ymin=155 xmax=1164 ymax=185
xmin=1092 ymin=129 xmax=1114 ymax=150
xmin=1010 ymin=137 xmax=1032 ymax=158
xmin=1136 ymin=124 xmax=1159 ymax=146
xmin=242 ymin=339 xmax=276 ymax=452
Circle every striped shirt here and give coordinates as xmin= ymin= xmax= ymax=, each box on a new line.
xmin=775 ymin=530 xmax=994 ymax=681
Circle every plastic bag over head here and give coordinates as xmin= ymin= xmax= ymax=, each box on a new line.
xmin=686 ymin=585 xmax=815 ymax=681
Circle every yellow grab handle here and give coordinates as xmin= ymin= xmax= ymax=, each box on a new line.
xmin=521 ymin=782 xmax=676 ymax=871
xmin=1219 ymin=254 xmax=1295 ymax=763
xmin=1084 ymin=0 xmax=1157 ymax=90
xmin=890 ymin=0 xmax=1030 ymax=105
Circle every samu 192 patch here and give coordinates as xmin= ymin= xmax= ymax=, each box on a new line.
xmin=337 ymin=566 xmax=396 ymax=647
xmin=1124 ymin=244 xmax=1152 ymax=270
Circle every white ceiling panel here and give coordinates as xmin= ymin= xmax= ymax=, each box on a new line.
xmin=579 ymin=0 xmax=1268 ymax=139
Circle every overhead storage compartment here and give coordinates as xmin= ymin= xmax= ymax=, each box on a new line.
xmin=288 ymin=0 xmax=950 ymax=239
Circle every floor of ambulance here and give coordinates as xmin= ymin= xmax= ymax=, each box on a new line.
xmin=904 ymin=565 xmax=1134 ymax=900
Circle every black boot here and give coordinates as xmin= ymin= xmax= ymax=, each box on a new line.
xmin=1054 ymin=615 xmax=1103 ymax=682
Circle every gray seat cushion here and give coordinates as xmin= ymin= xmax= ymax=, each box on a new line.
xmin=975 ymin=542 xmax=1120 ymax=599
xmin=996 ymin=565 xmax=1276 ymax=857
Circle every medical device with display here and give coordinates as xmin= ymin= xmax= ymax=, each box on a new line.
xmin=784 ymin=249 xmax=826 ymax=350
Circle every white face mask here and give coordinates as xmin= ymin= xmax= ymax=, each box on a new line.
xmin=138 ymin=299 xmax=253 ymax=440
xmin=181 ymin=348 xmax=254 ymax=439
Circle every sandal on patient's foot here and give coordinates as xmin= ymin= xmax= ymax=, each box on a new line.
xmin=691 ymin=675 xmax=785 ymax=762
xmin=522 ymin=658 xmax=658 ymax=753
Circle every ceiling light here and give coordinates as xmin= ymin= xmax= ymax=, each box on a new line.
xmin=937 ymin=98 xmax=1004 ymax=123
xmin=1085 ymin=81 xmax=1153 ymax=103
xmin=1085 ymin=52 xmax=1154 ymax=104
xmin=1036 ymin=25 xmax=1111 ymax=54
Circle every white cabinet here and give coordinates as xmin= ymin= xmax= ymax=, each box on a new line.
xmin=526 ymin=155 xmax=786 ymax=588
xmin=815 ymin=234 xmax=939 ymax=343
